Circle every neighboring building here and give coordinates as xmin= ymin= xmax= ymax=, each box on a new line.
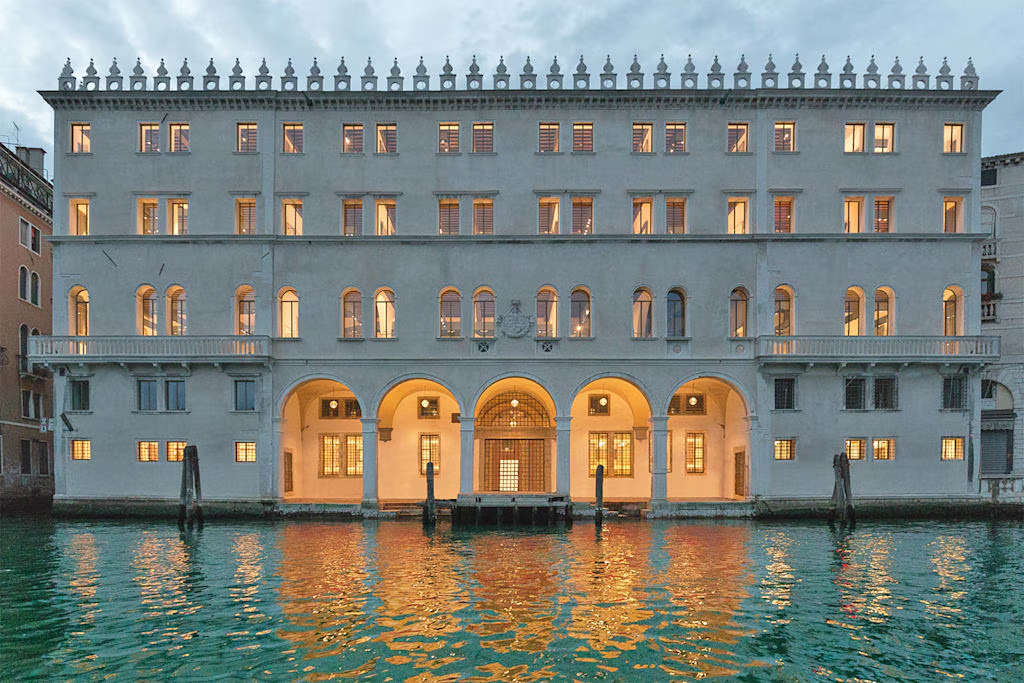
xmin=32 ymin=54 xmax=1000 ymax=515
xmin=1 ymin=141 xmax=53 ymax=508
xmin=980 ymin=153 xmax=1023 ymax=485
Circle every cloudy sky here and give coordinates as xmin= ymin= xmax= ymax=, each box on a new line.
xmin=1 ymin=0 xmax=1021 ymax=175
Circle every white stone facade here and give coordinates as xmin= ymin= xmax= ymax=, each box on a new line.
xmin=32 ymin=55 xmax=1001 ymax=512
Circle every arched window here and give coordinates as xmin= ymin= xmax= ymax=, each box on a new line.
xmin=570 ymin=288 xmax=591 ymax=337
xmin=19 ymin=324 xmax=29 ymax=367
xmin=167 ymin=286 xmax=187 ymax=335
xmin=942 ymin=287 xmax=963 ymax=336
xmin=30 ymin=272 xmax=40 ymax=306
xmin=774 ymin=286 xmax=793 ymax=336
xmin=279 ymin=288 xmax=299 ymax=338
xmin=536 ymin=288 xmax=557 ymax=338
xmin=844 ymin=287 xmax=864 ymax=336
xmin=474 ymin=289 xmax=495 ymax=338
xmin=874 ymin=288 xmax=892 ymax=336
xmin=439 ymin=289 xmax=461 ymax=337
xmin=70 ymin=287 xmax=89 ymax=336
xmin=729 ymin=287 xmax=748 ymax=337
xmin=666 ymin=289 xmax=685 ymax=337
xmin=981 ymin=266 xmax=996 ymax=298
xmin=18 ymin=266 xmax=28 ymax=300
xmin=236 ymin=285 xmax=255 ymax=335
xmin=342 ymin=289 xmax=362 ymax=338
xmin=137 ymin=286 xmax=158 ymax=336
xmin=375 ymin=289 xmax=396 ymax=338
xmin=632 ymin=288 xmax=653 ymax=338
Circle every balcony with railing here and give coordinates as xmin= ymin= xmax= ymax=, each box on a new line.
xmin=982 ymin=301 xmax=998 ymax=322
xmin=29 ymin=336 xmax=271 ymax=364
xmin=756 ymin=335 xmax=999 ymax=363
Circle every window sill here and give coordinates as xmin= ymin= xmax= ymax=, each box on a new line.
xmin=536 ymin=336 xmax=561 ymax=341
xmin=728 ymin=337 xmax=755 ymax=342
xmin=341 ymin=152 xmax=365 ymax=157
xmin=773 ymin=150 xmax=800 ymax=155
xmin=572 ymin=151 xmax=596 ymax=156
xmin=469 ymin=151 xmax=497 ymax=156
xmin=65 ymin=152 xmax=93 ymax=157
xmin=66 ymin=410 xmax=93 ymax=415
xmin=665 ymin=151 xmax=690 ymax=156
xmin=535 ymin=151 xmax=564 ymax=156
xmin=942 ymin=152 xmax=968 ymax=156
xmin=368 ymin=337 xmax=397 ymax=341
xmin=843 ymin=151 xmax=868 ymax=156
xmin=228 ymin=410 xmax=258 ymax=414
xmin=771 ymin=409 xmax=801 ymax=413
xmin=233 ymin=151 xmax=260 ymax=156
xmin=375 ymin=152 xmax=399 ymax=157
xmin=725 ymin=151 xmax=754 ymax=156
xmin=939 ymin=408 xmax=969 ymax=413
xmin=872 ymin=151 xmax=898 ymax=155
xmin=665 ymin=336 xmax=690 ymax=342
xmin=167 ymin=151 xmax=191 ymax=155
xmin=632 ymin=336 xmax=659 ymax=341
xmin=630 ymin=151 xmax=656 ymax=156
xmin=337 ymin=336 xmax=365 ymax=342
xmin=567 ymin=335 xmax=595 ymax=341
xmin=436 ymin=152 xmax=462 ymax=156
xmin=280 ymin=152 xmax=305 ymax=156
xmin=437 ymin=336 xmax=464 ymax=341
xmin=135 ymin=152 xmax=161 ymax=156
xmin=273 ymin=337 xmax=302 ymax=342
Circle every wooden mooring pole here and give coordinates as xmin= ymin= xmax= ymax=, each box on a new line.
xmin=178 ymin=445 xmax=203 ymax=529
xmin=423 ymin=461 xmax=436 ymax=525
xmin=828 ymin=452 xmax=855 ymax=526
xmin=595 ymin=463 xmax=604 ymax=525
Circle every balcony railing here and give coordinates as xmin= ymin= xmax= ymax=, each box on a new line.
xmin=756 ymin=335 xmax=999 ymax=361
xmin=981 ymin=301 xmax=998 ymax=322
xmin=29 ymin=335 xmax=270 ymax=363
xmin=982 ymin=240 xmax=997 ymax=258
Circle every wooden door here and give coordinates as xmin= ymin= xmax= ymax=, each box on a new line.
xmin=733 ymin=450 xmax=746 ymax=497
xmin=482 ymin=439 xmax=546 ymax=492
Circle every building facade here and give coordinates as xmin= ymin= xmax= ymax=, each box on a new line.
xmin=33 ymin=54 xmax=1000 ymax=515
xmin=980 ymin=153 xmax=1023 ymax=486
xmin=1 ymin=142 xmax=54 ymax=508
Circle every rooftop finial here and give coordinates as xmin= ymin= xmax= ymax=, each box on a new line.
xmin=816 ymin=54 xmax=828 ymax=74
xmin=85 ymin=58 xmax=97 ymax=76
xmin=469 ymin=55 xmax=480 ymax=74
xmin=939 ymin=56 xmax=951 ymax=75
xmin=890 ymin=56 xmax=902 ymax=74
xmin=285 ymin=58 xmax=295 ymax=77
xmin=362 ymin=57 xmax=372 ymax=76
xmin=710 ymin=55 xmax=722 ymax=73
xmin=866 ymin=54 xmax=878 ymax=74
xmin=156 ymin=58 xmax=167 ymax=76
xmin=964 ymin=57 xmax=976 ymax=77
xmin=442 ymin=55 xmax=453 ymax=74
xmin=683 ymin=54 xmax=695 ymax=73
xmin=576 ymin=54 xmax=587 ymax=74
xmin=179 ymin=58 xmax=189 ymax=76
xmin=495 ymin=55 xmax=507 ymax=75
xmin=790 ymin=53 xmax=802 ymax=73
xmin=764 ymin=53 xmax=776 ymax=72
xmin=842 ymin=55 xmax=854 ymax=73
xmin=206 ymin=58 xmax=217 ymax=76
xmin=108 ymin=57 xmax=120 ymax=76
xmin=133 ymin=58 xmax=144 ymax=76
xmin=915 ymin=56 xmax=927 ymax=75
xmin=522 ymin=56 xmax=533 ymax=74
xmin=258 ymin=58 xmax=269 ymax=76
xmin=336 ymin=57 xmax=347 ymax=75
xmin=736 ymin=54 xmax=748 ymax=73
xmin=549 ymin=56 xmax=560 ymax=74
xmin=232 ymin=58 xmax=242 ymax=76
xmin=657 ymin=53 xmax=669 ymax=73
xmin=310 ymin=57 xmax=321 ymax=76
xmin=61 ymin=58 xmax=73 ymax=77
xmin=629 ymin=54 xmax=641 ymax=73
xmin=390 ymin=57 xmax=400 ymax=76
xmin=416 ymin=56 xmax=427 ymax=75
xmin=603 ymin=54 xmax=614 ymax=74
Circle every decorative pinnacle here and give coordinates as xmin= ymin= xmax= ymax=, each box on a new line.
xmin=576 ymin=55 xmax=587 ymax=74
xmin=890 ymin=56 xmax=902 ymax=74
xmin=683 ymin=54 xmax=695 ymax=73
xmin=206 ymin=58 xmax=216 ymax=76
xmin=495 ymin=56 xmax=507 ymax=75
xmin=336 ymin=57 xmax=347 ymax=75
xmin=156 ymin=59 xmax=167 ymax=76
xmin=85 ymin=58 xmax=97 ymax=76
xmin=816 ymin=55 xmax=828 ymax=73
xmin=842 ymin=56 xmax=854 ymax=74
xmin=629 ymin=54 xmax=641 ymax=73
xmin=362 ymin=57 xmax=372 ymax=77
xmin=258 ymin=58 xmax=269 ymax=76
xmin=866 ymin=55 xmax=878 ymax=74
xmin=179 ymin=58 xmax=189 ymax=76
xmin=710 ymin=55 xmax=722 ymax=73
xmin=232 ymin=58 xmax=242 ymax=76
xmin=522 ymin=56 xmax=533 ymax=74
xmin=736 ymin=54 xmax=748 ymax=73
xmin=469 ymin=55 xmax=480 ymax=74
xmin=790 ymin=53 xmax=802 ymax=73
xmin=390 ymin=58 xmax=400 ymax=76
xmin=61 ymin=58 xmax=73 ymax=77
xmin=657 ymin=54 xmax=669 ymax=73
xmin=602 ymin=54 xmax=614 ymax=74
xmin=132 ymin=58 xmax=144 ymax=76
xmin=416 ymin=56 xmax=427 ymax=75
xmin=310 ymin=58 xmax=321 ymax=76
xmin=964 ymin=57 xmax=976 ymax=77
xmin=442 ymin=55 xmax=453 ymax=74
xmin=285 ymin=58 xmax=295 ymax=77
xmin=764 ymin=53 xmax=776 ymax=73
xmin=915 ymin=56 xmax=927 ymax=75
xmin=549 ymin=56 xmax=560 ymax=74
xmin=939 ymin=56 xmax=951 ymax=76
xmin=108 ymin=58 xmax=119 ymax=76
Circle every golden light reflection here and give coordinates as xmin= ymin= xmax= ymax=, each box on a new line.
xmin=760 ymin=531 xmax=797 ymax=618
xmin=67 ymin=533 xmax=100 ymax=627
xmin=130 ymin=531 xmax=202 ymax=648
xmin=231 ymin=533 xmax=266 ymax=623
xmin=923 ymin=535 xmax=969 ymax=622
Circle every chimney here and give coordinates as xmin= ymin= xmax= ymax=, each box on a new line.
xmin=15 ymin=146 xmax=46 ymax=177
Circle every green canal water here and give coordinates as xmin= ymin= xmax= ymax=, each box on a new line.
xmin=2 ymin=517 xmax=1023 ymax=681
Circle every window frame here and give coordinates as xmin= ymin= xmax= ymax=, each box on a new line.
xmin=665 ymin=122 xmax=686 ymax=153
xmin=70 ymin=439 xmax=91 ymax=461
xmin=472 ymin=198 xmax=494 ymax=235
xmin=844 ymin=196 xmax=865 ymax=233
xmin=773 ymin=196 xmax=794 ymax=233
xmin=773 ymin=438 xmax=795 ymax=461
xmin=69 ymin=198 xmax=90 ymax=236
xmin=844 ymin=122 xmax=866 ymax=153
xmin=774 ymin=377 xmax=796 ymax=410
xmin=727 ymin=122 xmax=749 ymax=153
xmin=472 ymin=122 xmax=494 ymax=153
xmin=438 ymin=122 xmax=460 ymax=154
xmin=685 ymin=432 xmax=706 ymax=473
xmin=538 ymin=122 xmax=560 ymax=153
xmin=438 ymin=198 xmax=460 ymax=235
xmin=138 ymin=122 xmax=160 ymax=153
xmin=70 ymin=122 xmax=91 ymax=153
xmin=872 ymin=437 xmax=895 ymax=461
xmin=236 ymin=122 xmax=258 ymax=153
xmin=282 ymin=122 xmax=303 ymax=153
xmin=571 ymin=197 xmax=594 ymax=235
xmin=727 ymin=196 xmax=749 ymax=234
xmin=873 ymin=122 xmax=895 ymax=154
xmin=943 ymin=196 xmax=964 ymax=233
xmin=233 ymin=378 xmax=257 ymax=412
xmin=940 ymin=436 xmax=964 ymax=461
xmin=376 ymin=123 xmax=397 ymax=154
xmin=165 ymin=378 xmax=187 ymax=412
xmin=631 ymin=122 xmax=653 ymax=153
xmin=632 ymin=196 xmax=653 ymax=235
xmin=773 ymin=121 xmax=796 ymax=152
xmin=137 ymin=440 xmax=160 ymax=462
xmin=168 ymin=122 xmax=190 ymax=153
xmin=342 ymin=123 xmax=364 ymax=154
xmin=419 ymin=434 xmax=441 ymax=475
xmin=136 ymin=378 xmax=159 ymax=412
xmin=873 ymin=376 xmax=899 ymax=411
xmin=943 ymin=123 xmax=964 ymax=154
xmin=235 ymin=197 xmax=257 ymax=235
xmin=235 ymin=441 xmax=257 ymax=463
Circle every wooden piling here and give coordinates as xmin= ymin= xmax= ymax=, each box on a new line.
xmin=423 ymin=461 xmax=436 ymax=525
xmin=187 ymin=446 xmax=203 ymax=526
xmin=829 ymin=452 xmax=855 ymax=526
xmin=595 ymin=463 xmax=604 ymax=525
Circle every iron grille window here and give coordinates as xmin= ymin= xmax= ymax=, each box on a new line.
xmin=235 ymin=441 xmax=256 ymax=463
xmin=376 ymin=123 xmax=397 ymax=153
xmin=139 ymin=123 xmax=159 ymax=152
xmin=282 ymin=200 xmax=303 ymax=235
xmin=981 ymin=168 xmax=997 ymax=186
xmin=237 ymin=123 xmax=257 ymax=152
xmin=874 ymin=376 xmax=898 ymax=410
xmin=588 ymin=432 xmax=633 ymax=477
xmin=943 ymin=123 xmax=963 ymax=153
xmin=321 ymin=398 xmax=341 ymax=418
xmin=375 ymin=290 xmax=396 ymax=338
xmin=70 ymin=123 xmax=91 ymax=153
xmin=342 ymin=124 xmax=363 ymax=153
xmin=665 ymin=122 xmax=686 ymax=153
xmin=774 ymin=378 xmax=795 ymax=410
xmin=137 ymin=379 xmax=158 ymax=411
xmin=941 ymin=437 xmax=964 ymax=460
xmin=472 ymin=122 xmax=493 ymax=152
xmin=137 ymin=441 xmax=159 ymax=462
xmin=773 ymin=289 xmax=792 ymax=335
xmin=282 ymin=123 xmax=303 ymax=153
xmin=873 ymin=198 xmax=891 ymax=233
xmin=845 ymin=438 xmax=866 ymax=460
xmin=419 ymin=397 xmax=440 ymax=419
xmin=438 ymin=199 xmax=460 ymax=235
xmin=874 ymin=123 xmax=894 ymax=153
xmin=773 ymin=439 xmax=794 ymax=460
xmin=478 ymin=392 xmax=550 ymax=428
xmin=571 ymin=197 xmax=593 ymax=234
xmin=845 ymin=377 xmax=866 ymax=410
xmin=167 ymin=441 xmax=186 ymax=462
xmin=343 ymin=291 xmax=362 ymax=337
xmin=20 ymin=440 xmax=31 ymax=474
xmin=538 ymin=123 xmax=559 ymax=152
xmin=139 ymin=200 xmax=159 ymax=235
xmin=681 ymin=394 xmax=705 ymax=415
xmin=473 ymin=198 xmax=493 ymax=234
xmin=632 ymin=198 xmax=653 ymax=234
xmin=872 ymin=438 xmax=894 ymax=460
xmin=237 ymin=292 xmax=255 ymax=334
xmin=632 ymin=123 xmax=653 ymax=152
xmin=342 ymin=200 xmax=362 ymax=236
xmin=69 ymin=380 xmax=90 ymax=411
xmin=588 ymin=395 xmax=610 ymax=416
xmin=419 ymin=434 xmax=440 ymax=474
xmin=319 ymin=434 xmax=342 ymax=476
xmin=236 ymin=199 xmax=256 ymax=234
xmin=727 ymin=123 xmax=748 ymax=152
xmin=169 ymin=199 xmax=189 ymax=235
xmin=873 ymin=291 xmax=890 ymax=336
xmin=165 ymin=380 xmax=186 ymax=411
xmin=570 ymin=290 xmax=591 ymax=337
xmin=345 ymin=399 xmax=361 ymax=418
xmin=438 ymin=122 xmax=459 ymax=153
xmin=685 ymin=432 xmax=705 ymax=473
xmin=234 ymin=379 xmax=256 ymax=411
xmin=844 ymin=123 xmax=865 ymax=153
xmin=573 ymin=122 xmax=593 ymax=152
xmin=668 ymin=395 xmax=683 ymax=415
xmin=71 ymin=440 xmax=91 ymax=460
xmin=169 ymin=123 xmax=190 ymax=152
xmin=774 ymin=122 xmax=796 ymax=151
xmin=666 ymin=198 xmax=686 ymax=234
xmin=345 ymin=435 xmax=363 ymax=475
xmin=774 ymin=197 xmax=793 ymax=233
xmin=942 ymin=376 xmax=966 ymax=410
xmin=538 ymin=197 xmax=559 ymax=234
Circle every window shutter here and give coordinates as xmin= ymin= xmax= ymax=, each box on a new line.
xmin=473 ymin=123 xmax=493 ymax=153
xmin=667 ymin=199 xmax=686 ymax=234
xmin=439 ymin=201 xmax=459 ymax=235
xmin=572 ymin=199 xmax=593 ymax=234
xmin=474 ymin=200 xmax=493 ymax=235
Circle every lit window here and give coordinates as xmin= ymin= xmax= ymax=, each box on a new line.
xmin=438 ymin=199 xmax=459 ymax=235
xmin=943 ymin=197 xmax=963 ymax=233
xmin=844 ymin=288 xmax=863 ymax=336
xmin=844 ymin=123 xmax=865 ymax=153
xmin=536 ymin=288 xmax=557 ymax=338
xmin=730 ymin=288 xmax=748 ymax=337
xmin=282 ymin=123 xmax=303 ymax=153
xmin=774 ymin=287 xmax=793 ymax=336
xmin=588 ymin=395 xmax=610 ymax=416
xmin=234 ymin=379 xmax=256 ymax=411
xmin=376 ymin=199 xmax=396 ymax=235
xmin=632 ymin=197 xmax=653 ymax=234
xmin=774 ymin=121 xmax=796 ymax=151
xmin=375 ymin=289 xmax=396 ymax=338
xmin=167 ymin=441 xmax=187 ymax=462
xmin=727 ymin=197 xmax=748 ymax=234
xmin=137 ymin=286 xmax=158 ymax=336
xmin=167 ymin=286 xmax=187 ymax=335
xmin=342 ymin=290 xmax=362 ymax=338
xmin=873 ymin=197 xmax=892 ymax=233
xmin=439 ymin=289 xmax=461 ymax=337
xmin=473 ymin=198 xmax=493 ymax=235
xmin=573 ymin=122 xmax=593 ymax=152
xmin=70 ymin=123 xmax=91 ymax=153
xmin=685 ymin=432 xmax=705 ymax=473
xmin=70 ymin=198 xmax=89 ymax=235
xmin=342 ymin=199 xmax=362 ymax=236
xmin=70 ymin=288 xmax=90 ymax=336
xmin=419 ymin=434 xmax=440 ymax=474
xmin=632 ymin=122 xmax=652 ymax=152
xmin=666 ymin=197 xmax=686 ymax=234
xmin=236 ymin=286 xmax=255 ymax=335
xmin=320 ymin=434 xmax=341 ymax=476
xmin=472 ymin=122 xmax=493 ymax=153
xmin=727 ymin=123 xmax=748 ymax=152
xmin=538 ymin=122 xmax=559 ymax=152
xmin=71 ymin=440 xmax=91 ymax=460
xmin=139 ymin=123 xmax=159 ymax=152
xmin=137 ymin=441 xmax=159 ymax=462
xmin=438 ymin=122 xmax=459 ymax=153
xmin=279 ymin=289 xmax=299 ymax=338
xmin=874 ymin=123 xmax=894 ymax=153
xmin=943 ymin=123 xmax=964 ymax=153
xmin=872 ymin=438 xmax=894 ymax=461
xmin=137 ymin=379 xmax=158 ymax=411
xmin=570 ymin=289 xmax=591 ymax=337
xmin=342 ymin=123 xmax=363 ymax=153
xmin=844 ymin=197 xmax=864 ymax=233
xmin=940 ymin=437 xmax=964 ymax=461
xmin=235 ymin=441 xmax=256 ymax=463
xmin=474 ymin=290 xmax=495 ymax=338
xmin=874 ymin=289 xmax=891 ymax=336
xmin=665 ymin=122 xmax=686 ymax=153
xmin=138 ymin=198 xmax=159 ymax=235
xmin=236 ymin=122 xmax=258 ymax=153
xmin=168 ymin=199 xmax=188 ymax=235
xmin=943 ymin=287 xmax=961 ymax=336
xmin=236 ymin=198 xmax=257 ymax=235
xmin=538 ymin=197 xmax=559 ymax=234
xmin=169 ymin=123 xmax=190 ymax=152
xmin=282 ymin=199 xmax=303 ymax=236
xmin=632 ymin=288 xmax=653 ymax=338
xmin=774 ymin=197 xmax=794 ymax=233
xmin=571 ymin=197 xmax=593 ymax=234
xmin=345 ymin=435 xmax=363 ymax=475
xmin=666 ymin=289 xmax=685 ymax=337
xmin=376 ymin=123 xmax=397 ymax=153
xmin=418 ymin=397 xmax=440 ymax=419
xmin=845 ymin=438 xmax=866 ymax=460
xmin=320 ymin=398 xmax=342 ymax=418
xmin=773 ymin=439 xmax=794 ymax=460
xmin=588 ymin=432 xmax=633 ymax=477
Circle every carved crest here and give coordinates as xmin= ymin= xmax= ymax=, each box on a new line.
xmin=496 ymin=299 xmax=533 ymax=338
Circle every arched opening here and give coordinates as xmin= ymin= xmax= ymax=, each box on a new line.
xmin=136 ymin=285 xmax=158 ymax=336
xmin=375 ymin=288 xmax=396 ymax=338
xmin=30 ymin=272 xmax=40 ymax=306
xmin=235 ymin=285 xmax=255 ymax=335
xmin=18 ymin=266 xmax=29 ymax=300
xmin=376 ymin=378 xmax=462 ymax=503
xmin=570 ymin=288 xmax=591 ymax=337
xmin=632 ymin=288 xmax=653 ymax=338
xmin=341 ymin=289 xmax=363 ymax=338
xmin=874 ymin=287 xmax=893 ymax=336
xmin=68 ymin=287 xmax=89 ymax=336
xmin=569 ymin=377 xmax=652 ymax=504
xmin=473 ymin=378 xmax=557 ymax=493
xmin=19 ymin=324 xmax=29 ymax=367
xmin=844 ymin=287 xmax=865 ymax=336
xmin=439 ymin=288 xmax=461 ymax=337
xmin=942 ymin=286 xmax=964 ymax=336
xmin=473 ymin=288 xmax=495 ymax=338
xmin=666 ymin=288 xmax=686 ymax=337
xmin=729 ymin=287 xmax=748 ymax=337
xmin=278 ymin=287 xmax=299 ymax=338
xmin=279 ymin=378 xmax=363 ymax=501
xmin=666 ymin=377 xmax=750 ymax=501
xmin=774 ymin=286 xmax=794 ymax=335
xmin=980 ymin=378 xmax=1015 ymax=476
xmin=536 ymin=287 xmax=557 ymax=338
xmin=166 ymin=286 xmax=187 ymax=335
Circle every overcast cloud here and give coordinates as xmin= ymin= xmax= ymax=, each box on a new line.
xmin=1 ymin=0 xmax=1021 ymax=176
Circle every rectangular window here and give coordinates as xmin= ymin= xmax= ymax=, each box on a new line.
xmin=418 ymin=397 xmax=440 ymax=419
xmin=321 ymin=398 xmax=341 ymax=418
xmin=874 ymin=123 xmax=894 ymax=153
xmin=319 ymin=434 xmax=341 ymax=476
xmin=70 ymin=198 xmax=89 ymax=235
xmin=234 ymin=379 xmax=256 ymax=411
xmin=872 ymin=438 xmax=895 ymax=461
xmin=345 ymin=399 xmax=361 ymax=418
xmin=169 ymin=123 xmax=190 ymax=152
xmin=873 ymin=198 xmax=891 ymax=233
xmin=981 ymin=168 xmax=997 ymax=186
xmin=137 ymin=379 xmax=158 ymax=411
xmin=665 ymin=122 xmax=686 ymax=153
xmin=376 ymin=199 xmax=396 ymax=235
xmin=943 ymin=197 xmax=963 ymax=233
xmin=572 ymin=122 xmax=593 ymax=152
xmin=376 ymin=123 xmax=397 ymax=153
xmin=19 ymin=217 xmax=30 ymax=248
xmin=631 ymin=122 xmax=653 ymax=152
xmin=588 ymin=432 xmax=633 ymax=477
xmin=874 ymin=376 xmax=898 ymax=410
xmin=167 ymin=441 xmax=186 ymax=462
xmin=943 ymin=123 xmax=964 ymax=153
xmin=845 ymin=438 xmax=866 ymax=461
xmin=845 ymin=377 xmax=866 ymax=410
xmin=571 ymin=197 xmax=593 ymax=234
xmin=774 ymin=378 xmax=795 ymax=410
xmin=774 ymin=196 xmax=794 ymax=233
xmin=538 ymin=122 xmax=559 ymax=152
xmin=942 ymin=376 xmax=966 ymax=410
xmin=773 ymin=439 xmax=795 ymax=460
xmin=419 ymin=434 xmax=440 ymax=474
xmin=282 ymin=123 xmax=303 ymax=153
xmin=235 ymin=441 xmax=256 ymax=463
xmin=69 ymin=379 xmax=90 ymax=411
xmin=282 ymin=199 xmax=303 ymax=236
xmin=342 ymin=124 xmax=363 ymax=153
xmin=70 ymin=123 xmax=91 ymax=153
xmin=438 ymin=199 xmax=459 ymax=235
xmin=538 ymin=197 xmax=559 ymax=234
xmin=666 ymin=197 xmax=686 ymax=234
xmin=71 ymin=439 xmax=91 ymax=461
xmin=168 ymin=199 xmax=189 ymax=235
xmin=727 ymin=197 xmax=748 ymax=234
xmin=342 ymin=199 xmax=362 ymax=236
xmin=685 ymin=432 xmax=705 ymax=473
xmin=139 ymin=199 xmax=159 ymax=235
xmin=473 ymin=198 xmax=493 ymax=235
xmin=236 ymin=122 xmax=258 ymax=153
xmin=681 ymin=394 xmax=705 ymax=415
xmin=20 ymin=440 xmax=32 ymax=474
xmin=137 ymin=441 xmax=160 ymax=462
xmin=588 ymin=394 xmax=610 ymax=416
xmin=774 ymin=122 xmax=796 ymax=151
xmin=472 ymin=122 xmax=494 ymax=153
xmin=844 ymin=197 xmax=864 ymax=233
xmin=438 ymin=122 xmax=459 ymax=153
xmin=236 ymin=198 xmax=257 ymax=235
xmin=345 ymin=435 xmax=363 ymax=475
xmin=139 ymin=123 xmax=159 ymax=152
xmin=632 ymin=197 xmax=653 ymax=234
xmin=21 ymin=390 xmax=32 ymax=418
xmin=941 ymin=437 xmax=964 ymax=461
xmin=844 ymin=123 xmax=865 ymax=153
xmin=166 ymin=379 xmax=186 ymax=411
xmin=727 ymin=123 xmax=749 ymax=152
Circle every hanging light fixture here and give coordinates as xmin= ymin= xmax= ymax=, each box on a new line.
xmin=421 ymin=398 xmax=430 ymax=408
xmin=510 ymin=398 xmax=520 ymax=408
xmin=329 ymin=399 xmax=339 ymax=410
xmin=599 ymin=396 xmax=608 ymax=407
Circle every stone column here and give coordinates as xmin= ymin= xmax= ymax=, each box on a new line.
xmin=555 ymin=416 xmax=572 ymax=496
xmin=459 ymin=417 xmax=476 ymax=496
xmin=650 ymin=415 xmax=669 ymax=505
xmin=360 ymin=417 xmax=379 ymax=509
xmin=745 ymin=414 xmax=766 ymax=498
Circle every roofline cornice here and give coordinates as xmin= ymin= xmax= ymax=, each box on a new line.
xmin=982 ymin=151 xmax=1024 ymax=168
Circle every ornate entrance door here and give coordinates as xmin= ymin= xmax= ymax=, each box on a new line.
xmin=482 ymin=439 xmax=546 ymax=492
